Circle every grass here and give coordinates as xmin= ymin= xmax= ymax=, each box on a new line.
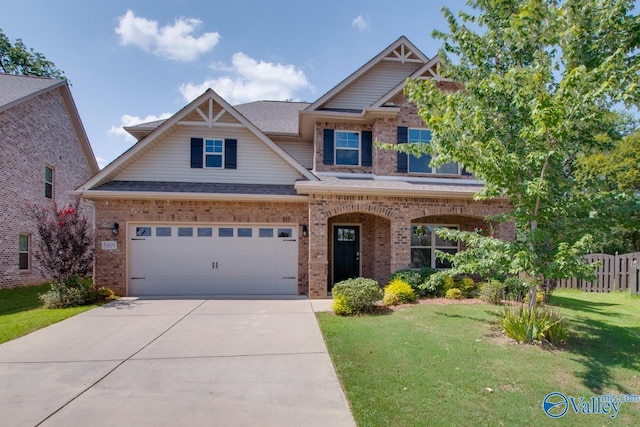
xmin=317 ymin=290 xmax=640 ymax=426
xmin=0 ymin=284 xmax=99 ymax=344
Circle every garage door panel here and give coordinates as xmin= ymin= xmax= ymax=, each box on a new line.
xmin=129 ymin=224 xmax=298 ymax=296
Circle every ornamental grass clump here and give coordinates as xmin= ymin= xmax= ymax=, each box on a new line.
xmin=332 ymin=278 xmax=382 ymax=315
xmin=500 ymin=305 xmax=567 ymax=345
xmin=383 ymin=278 xmax=417 ymax=306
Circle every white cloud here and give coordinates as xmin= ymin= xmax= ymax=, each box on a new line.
xmin=352 ymin=15 xmax=370 ymax=32
xmin=115 ymin=10 xmax=220 ymax=62
xmin=178 ymin=52 xmax=312 ymax=104
xmin=95 ymin=156 xmax=108 ymax=170
xmin=108 ymin=112 xmax=173 ymax=142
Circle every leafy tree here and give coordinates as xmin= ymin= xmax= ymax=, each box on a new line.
xmin=573 ymin=133 xmax=640 ymax=253
xmin=390 ymin=0 xmax=639 ymax=307
xmin=32 ymin=200 xmax=94 ymax=282
xmin=0 ymin=28 xmax=65 ymax=78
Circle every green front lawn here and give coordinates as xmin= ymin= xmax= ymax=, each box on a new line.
xmin=318 ymin=290 xmax=640 ymax=426
xmin=0 ymin=284 xmax=99 ymax=344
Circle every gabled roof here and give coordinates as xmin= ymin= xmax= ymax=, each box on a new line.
xmin=0 ymin=73 xmax=64 ymax=111
xmin=235 ymin=101 xmax=310 ymax=135
xmin=0 ymin=73 xmax=99 ymax=174
xmin=305 ymin=36 xmax=429 ymax=112
xmin=80 ymin=89 xmax=317 ymax=191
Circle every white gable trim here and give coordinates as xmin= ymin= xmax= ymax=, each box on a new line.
xmin=80 ymin=89 xmax=317 ymax=190
xmin=305 ymin=36 xmax=429 ymax=112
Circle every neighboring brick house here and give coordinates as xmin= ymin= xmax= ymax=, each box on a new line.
xmin=0 ymin=74 xmax=99 ymax=288
xmin=77 ymin=36 xmax=513 ymax=298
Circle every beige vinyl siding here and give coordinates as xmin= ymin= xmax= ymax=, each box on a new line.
xmin=115 ymin=124 xmax=304 ymax=184
xmin=274 ymin=140 xmax=313 ymax=169
xmin=324 ymin=61 xmax=421 ymax=110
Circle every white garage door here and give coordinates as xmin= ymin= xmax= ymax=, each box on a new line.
xmin=128 ymin=223 xmax=298 ymax=296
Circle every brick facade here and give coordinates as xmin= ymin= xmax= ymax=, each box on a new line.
xmin=0 ymin=88 xmax=95 ymax=288
xmin=92 ymin=199 xmax=309 ymax=296
xmin=307 ymin=193 xmax=514 ymax=297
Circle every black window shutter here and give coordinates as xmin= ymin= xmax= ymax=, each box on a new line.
xmin=361 ymin=131 xmax=372 ymax=167
xmin=323 ymin=129 xmax=334 ymax=165
xmin=191 ymin=138 xmax=203 ymax=168
xmin=397 ymin=126 xmax=408 ymax=173
xmin=225 ymin=139 xmax=237 ymax=169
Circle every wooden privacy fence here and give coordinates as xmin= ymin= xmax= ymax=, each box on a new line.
xmin=557 ymin=252 xmax=640 ymax=294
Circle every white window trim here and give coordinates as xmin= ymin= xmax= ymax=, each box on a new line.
xmin=410 ymin=224 xmax=459 ymax=269
xmin=334 ymin=130 xmax=361 ymax=167
xmin=407 ymin=128 xmax=461 ymax=175
xmin=204 ymin=138 xmax=224 ymax=169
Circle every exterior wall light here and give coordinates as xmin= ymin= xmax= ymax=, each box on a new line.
xmin=302 ymin=224 xmax=308 ymax=237
xmin=112 ymin=222 xmax=120 ymax=236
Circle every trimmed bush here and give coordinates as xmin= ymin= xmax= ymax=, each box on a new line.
xmin=500 ymin=305 xmax=568 ymax=345
xmin=383 ymin=278 xmax=417 ymax=306
xmin=445 ymin=288 xmax=462 ymax=299
xmin=332 ymin=277 xmax=382 ymax=315
xmin=39 ymin=276 xmax=116 ymax=309
xmin=479 ymin=280 xmax=505 ymax=304
xmin=391 ymin=267 xmax=438 ymax=297
xmin=419 ymin=271 xmax=452 ymax=297
xmin=504 ymin=276 xmax=528 ymax=301
xmin=457 ymin=277 xmax=477 ymax=298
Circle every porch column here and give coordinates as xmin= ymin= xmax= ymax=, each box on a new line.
xmin=308 ymin=199 xmax=329 ymax=298
xmin=390 ymin=215 xmax=411 ymax=274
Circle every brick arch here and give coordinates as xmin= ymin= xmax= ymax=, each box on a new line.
xmin=323 ymin=202 xmax=394 ymax=220
xmin=404 ymin=205 xmax=494 ymax=222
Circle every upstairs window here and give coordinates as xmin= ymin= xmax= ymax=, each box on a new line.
xmin=45 ymin=165 xmax=54 ymax=199
xmin=205 ymin=139 xmax=224 ymax=168
xmin=407 ymin=128 xmax=459 ymax=174
xmin=335 ymin=131 xmax=360 ymax=166
xmin=19 ymin=234 xmax=29 ymax=270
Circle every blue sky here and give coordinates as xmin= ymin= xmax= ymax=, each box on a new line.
xmin=3 ymin=0 xmax=471 ymax=167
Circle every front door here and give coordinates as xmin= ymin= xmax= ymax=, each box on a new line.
xmin=333 ymin=225 xmax=360 ymax=288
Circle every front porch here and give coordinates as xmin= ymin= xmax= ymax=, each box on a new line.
xmin=306 ymin=194 xmax=513 ymax=298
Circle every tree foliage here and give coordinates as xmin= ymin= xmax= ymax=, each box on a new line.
xmin=573 ymin=133 xmax=640 ymax=253
xmin=33 ymin=200 xmax=94 ymax=282
xmin=0 ymin=28 xmax=65 ymax=79
xmin=395 ymin=0 xmax=640 ymax=306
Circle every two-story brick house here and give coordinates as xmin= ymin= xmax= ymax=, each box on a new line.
xmin=77 ymin=36 xmax=513 ymax=298
xmin=0 ymin=74 xmax=99 ymax=288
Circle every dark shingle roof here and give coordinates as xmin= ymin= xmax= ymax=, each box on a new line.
xmin=93 ymin=180 xmax=298 ymax=196
xmin=0 ymin=74 xmax=64 ymax=109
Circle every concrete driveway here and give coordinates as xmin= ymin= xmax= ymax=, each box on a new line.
xmin=0 ymin=297 xmax=355 ymax=427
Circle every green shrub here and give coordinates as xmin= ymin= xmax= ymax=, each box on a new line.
xmin=332 ymin=277 xmax=382 ymax=315
xmin=391 ymin=267 xmax=438 ymax=297
xmin=443 ymin=276 xmax=456 ymax=292
xmin=383 ymin=278 xmax=417 ymax=306
xmin=419 ymin=271 xmax=452 ymax=297
xmin=445 ymin=288 xmax=462 ymax=299
xmin=478 ymin=280 xmax=505 ymax=304
xmin=500 ymin=305 xmax=568 ymax=345
xmin=39 ymin=276 xmax=115 ymax=309
xmin=504 ymin=276 xmax=527 ymax=301
xmin=457 ymin=277 xmax=477 ymax=298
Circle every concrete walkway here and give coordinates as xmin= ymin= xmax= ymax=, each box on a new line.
xmin=0 ymin=297 xmax=353 ymax=427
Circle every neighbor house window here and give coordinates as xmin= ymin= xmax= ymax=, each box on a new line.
xmin=45 ymin=165 xmax=54 ymax=199
xmin=204 ymin=139 xmax=224 ymax=168
xmin=335 ymin=131 xmax=360 ymax=166
xmin=407 ymin=129 xmax=459 ymax=174
xmin=410 ymin=225 xmax=459 ymax=269
xmin=19 ymin=234 xmax=29 ymax=270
